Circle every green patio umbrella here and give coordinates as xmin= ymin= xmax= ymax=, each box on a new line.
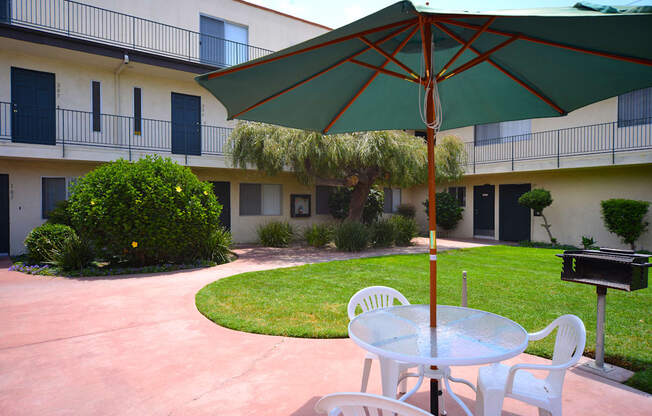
xmin=196 ymin=1 xmax=651 ymax=409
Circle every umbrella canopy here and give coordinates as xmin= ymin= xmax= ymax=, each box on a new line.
xmin=197 ymin=4 xmax=652 ymax=411
xmin=196 ymin=1 xmax=652 ymax=134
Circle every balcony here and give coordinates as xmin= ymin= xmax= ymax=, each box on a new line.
xmin=0 ymin=0 xmax=274 ymax=68
xmin=464 ymin=118 xmax=652 ymax=173
xmin=0 ymin=102 xmax=233 ymax=161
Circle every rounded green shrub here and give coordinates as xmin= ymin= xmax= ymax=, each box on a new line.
xmin=200 ymin=226 xmax=233 ymax=264
xmin=424 ymin=192 xmax=463 ymax=230
xmin=369 ymin=219 xmax=396 ymax=248
xmin=258 ymin=221 xmax=294 ymax=247
xmin=518 ymin=188 xmax=553 ymax=214
xmin=46 ymin=200 xmax=73 ymax=226
xmin=25 ymin=223 xmax=77 ymax=263
xmin=68 ymin=156 xmax=222 ymax=265
xmin=396 ymin=204 xmax=416 ymax=219
xmin=303 ymin=223 xmax=333 ymax=248
xmin=390 ymin=215 xmax=417 ymax=246
xmin=601 ymin=199 xmax=650 ymax=250
xmin=334 ymin=221 xmax=369 ymax=252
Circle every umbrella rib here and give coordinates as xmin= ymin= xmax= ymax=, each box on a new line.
xmin=206 ymin=18 xmax=418 ymax=79
xmin=439 ymin=18 xmax=652 ymax=67
xmin=349 ymin=60 xmax=423 ymax=84
xmin=437 ymin=16 xmax=496 ymax=78
xmin=229 ymin=23 xmax=416 ymax=120
xmin=357 ymin=36 xmax=419 ymax=79
xmin=433 ymin=22 xmax=565 ymax=115
xmin=437 ymin=35 xmax=520 ymax=82
xmin=323 ymin=25 xmax=421 ymax=134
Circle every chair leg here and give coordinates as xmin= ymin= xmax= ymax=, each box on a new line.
xmin=399 ymin=371 xmax=408 ymax=394
xmin=440 ymin=386 xmax=447 ymax=416
xmin=475 ymin=387 xmax=505 ymax=416
xmin=360 ymin=358 xmax=373 ymax=392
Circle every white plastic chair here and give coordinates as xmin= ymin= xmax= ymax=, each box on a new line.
xmin=347 ymin=286 xmax=416 ymax=396
xmin=475 ymin=314 xmax=586 ymax=416
xmin=315 ymin=392 xmax=432 ymax=416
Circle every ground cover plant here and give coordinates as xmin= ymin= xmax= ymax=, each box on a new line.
xmin=196 ymin=245 xmax=651 ymax=393
xmin=257 ymin=221 xmax=294 ymax=247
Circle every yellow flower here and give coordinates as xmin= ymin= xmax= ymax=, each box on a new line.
xmin=203 ymin=190 xmax=208 ymax=196
xmin=175 ymin=186 xmax=182 ymax=192
xmin=131 ymin=241 xmax=138 ymax=248
xmin=90 ymin=200 xmax=95 ymax=205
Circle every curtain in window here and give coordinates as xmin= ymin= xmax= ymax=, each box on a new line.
xmin=618 ymin=87 xmax=652 ymax=127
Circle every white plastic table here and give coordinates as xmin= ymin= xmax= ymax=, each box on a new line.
xmin=348 ymin=304 xmax=528 ymax=415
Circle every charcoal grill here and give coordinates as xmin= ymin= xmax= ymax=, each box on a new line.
xmin=557 ymin=248 xmax=650 ymax=372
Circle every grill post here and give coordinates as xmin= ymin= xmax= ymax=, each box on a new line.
xmin=595 ymin=285 xmax=607 ymax=369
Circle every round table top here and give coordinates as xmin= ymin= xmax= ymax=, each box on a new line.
xmin=348 ymin=304 xmax=528 ymax=367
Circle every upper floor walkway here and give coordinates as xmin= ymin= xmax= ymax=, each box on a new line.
xmin=1 ymin=100 xmax=650 ymax=173
xmin=0 ymin=0 xmax=275 ymax=70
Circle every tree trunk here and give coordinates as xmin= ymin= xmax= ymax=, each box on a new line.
xmin=347 ymin=181 xmax=372 ymax=222
xmin=540 ymin=213 xmax=554 ymax=243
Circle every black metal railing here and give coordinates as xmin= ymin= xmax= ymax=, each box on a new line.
xmin=0 ymin=102 xmax=232 ymax=158
xmin=465 ymin=117 xmax=652 ymax=171
xmin=3 ymin=0 xmax=274 ymax=68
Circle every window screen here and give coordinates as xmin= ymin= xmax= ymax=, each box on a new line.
xmin=239 ymin=183 xmax=261 ymax=215
xmin=618 ymin=87 xmax=652 ymax=127
xmin=239 ymin=183 xmax=281 ymax=215
xmin=316 ymin=185 xmax=334 ymax=215
xmin=261 ymin=184 xmax=281 ymax=215
xmin=91 ymin=81 xmax=101 ymax=132
xmin=133 ymin=87 xmax=142 ymax=135
xmin=42 ymin=177 xmax=66 ymax=218
xmin=475 ymin=119 xmax=531 ymax=146
xmin=383 ymin=187 xmax=393 ymax=213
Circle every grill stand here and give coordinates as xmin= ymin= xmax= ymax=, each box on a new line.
xmin=583 ymin=285 xmax=614 ymax=374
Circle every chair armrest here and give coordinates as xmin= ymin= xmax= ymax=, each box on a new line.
xmin=504 ymin=362 xmax=572 ymax=394
xmin=527 ymin=326 xmax=554 ymax=341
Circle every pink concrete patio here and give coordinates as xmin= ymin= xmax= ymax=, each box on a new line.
xmin=0 ymin=239 xmax=649 ymax=415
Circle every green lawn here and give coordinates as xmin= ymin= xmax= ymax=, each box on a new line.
xmin=195 ymin=245 xmax=651 ymax=392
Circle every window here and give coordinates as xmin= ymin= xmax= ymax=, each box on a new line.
xmin=200 ymin=15 xmax=249 ymax=66
xmin=239 ymin=183 xmax=282 ymax=215
xmin=133 ymin=87 xmax=142 ymax=135
xmin=448 ymin=186 xmax=466 ymax=207
xmin=91 ymin=81 xmax=101 ymax=132
xmin=42 ymin=177 xmax=66 ymax=218
xmin=618 ymin=87 xmax=652 ymax=127
xmin=383 ymin=187 xmax=401 ymax=213
xmin=316 ymin=185 xmax=335 ymax=215
xmin=474 ymin=119 xmax=531 ymax=146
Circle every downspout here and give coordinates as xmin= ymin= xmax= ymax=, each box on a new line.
xmin=114 ymin=54 xmax=129 ymax=151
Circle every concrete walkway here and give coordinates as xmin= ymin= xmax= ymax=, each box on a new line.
xmin=0 ymin=239 xmax=648 ymax=415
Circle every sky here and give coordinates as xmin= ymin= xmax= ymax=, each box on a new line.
xmin=245 ymin=0 xmax=644 ymax=28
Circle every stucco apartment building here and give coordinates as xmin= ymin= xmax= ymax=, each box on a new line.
xmin=0 ymin=0 xmax=650 ymax=255
xmin=0 ymin=0 xmax=336 ymax=255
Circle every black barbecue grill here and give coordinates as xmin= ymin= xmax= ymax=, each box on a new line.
xmin=557 ymin=248 xmax=650 ymax=291
xmin=556 ymin=248 xmax=650 ymax=373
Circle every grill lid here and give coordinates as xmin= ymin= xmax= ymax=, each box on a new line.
xmin=556 ymin=248 xmax=650 ymax=264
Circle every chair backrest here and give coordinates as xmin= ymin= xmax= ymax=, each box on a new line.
xmin=347 ymin=286 xmax=410 ymax=321
xmin=541 ymin=315 xmax=586 ymax=394
xmin=315 ymin=392 xmax=432 ymax=416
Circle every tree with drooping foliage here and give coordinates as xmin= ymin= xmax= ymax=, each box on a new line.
xmin=228 ymin=122 xmax=466 ymax=222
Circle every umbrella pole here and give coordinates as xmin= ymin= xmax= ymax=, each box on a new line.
xmin=422 ymin=21 xmax=440 ymax=415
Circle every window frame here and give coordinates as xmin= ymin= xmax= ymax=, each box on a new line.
xmin=383 ymin=187 xmax=402 ymax=214
xmin=91 ymin=80 xmax=101 ymax=132
xmin=41 ymin=176 xmax=67 ymax=219
xmin=617 ymin=87 xmax=652 ymax=128
xmin=448 ymin=186 xmax=466 ymax=208
xmin=239 ymin=182 xmax=282 ymax=216
xmin=133 ymin=87 xmax=142 ymax=136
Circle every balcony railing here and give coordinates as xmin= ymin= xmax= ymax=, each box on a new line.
xmin=0 ymin=102 xmax=233 ymax=158
xmin=2 ymin=0 xmax=274 ymax=68
xmin=465 ymin=118 xmax=652 ymax=172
